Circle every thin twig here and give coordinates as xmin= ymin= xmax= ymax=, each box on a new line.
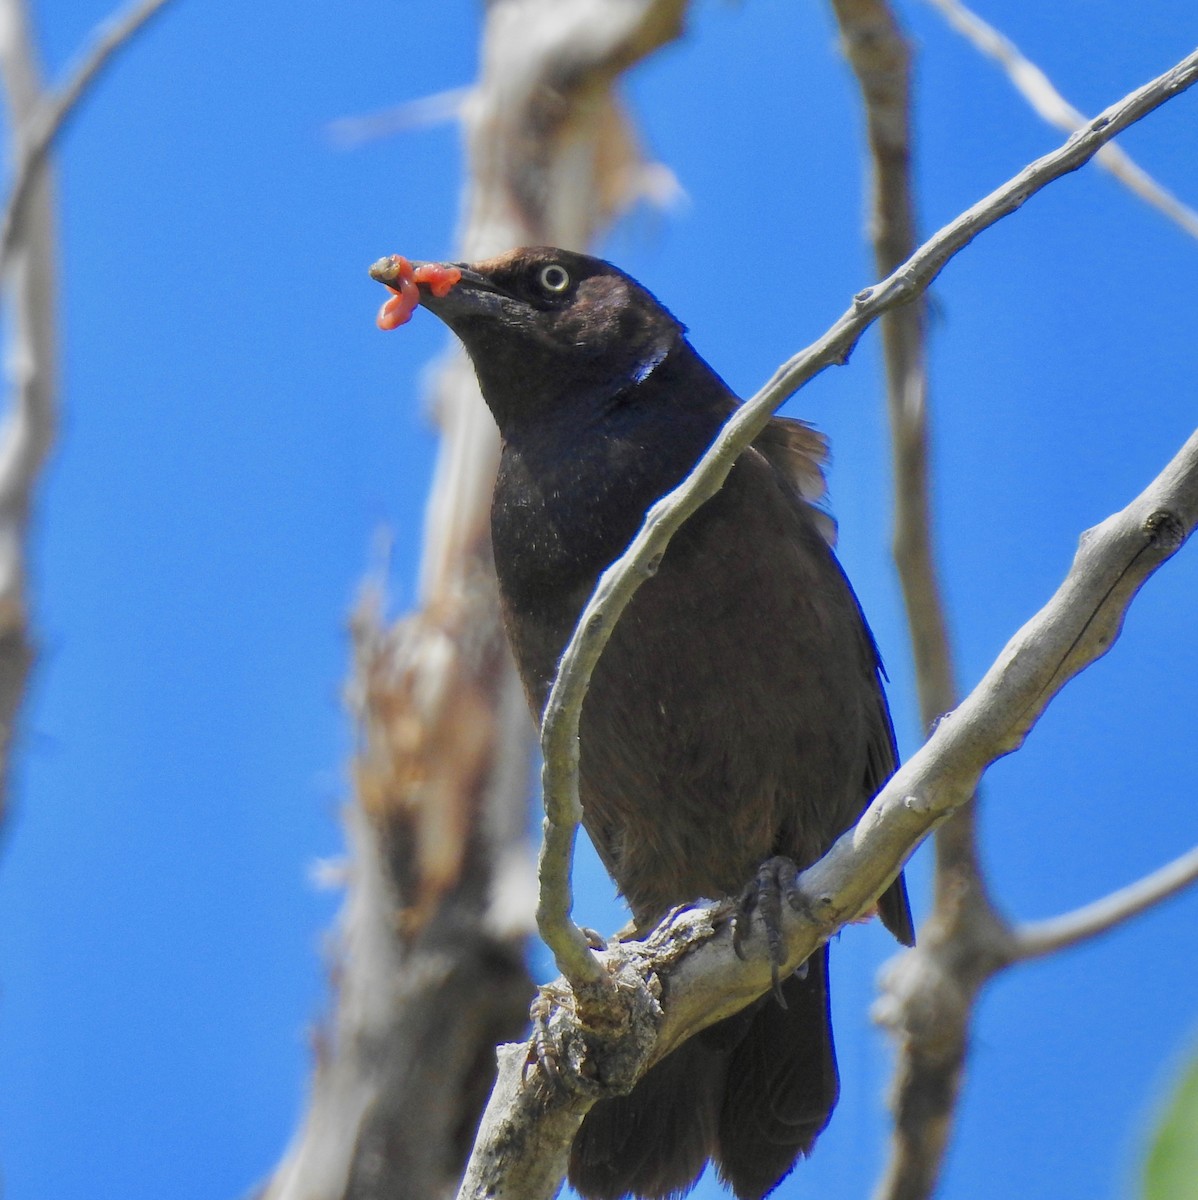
xmin=830 ymin=0 xmax=957 ymax=734
xmin=1013 ymin=844 xmax=1198 ymax=961
xmin=538 ymin=46 xmax=1198 ymax=968
xmin=828 ymin=0 xmax=992 ymax=889
xmin=927 ymin=0 xmax=1198 ymax=240
xmin=0 ymin=0 xmax=175 ymax=823
xmin=326 ymin=87 xmax=471 ymax=148
xmin=0 ymin=0 xmax=53 ymax=820
xmin=0 ymin=0 xmax=175 ymax=267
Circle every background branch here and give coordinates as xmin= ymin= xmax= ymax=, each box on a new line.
xmin=927 ymin=0 xmax=1198 ymax=240
xmin=0 ymin=0 xmax=174 ymax=820
xmin=1012 ymin=843 xmax=1198 ymax=961
xmin=830 ymin=0 xmax=955 ymax=736
xmin=828 ymin=3 xmax=1012 ymax=1196
xmin=263 ymin=3 xmax=690 ymax=1197
xmin=0 ymin=0 xmax=55 ymax=825
xmin=0 ymin=0 xmax=174 ymax=265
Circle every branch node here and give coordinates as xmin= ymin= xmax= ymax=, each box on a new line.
xmin=1144 ymin=508 xmax=1187 ymax=552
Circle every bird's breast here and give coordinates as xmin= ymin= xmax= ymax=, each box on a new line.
xmin=491 ymin=416 xmax=714 ymax=651
xmin=492 ymin=435 xmax=877 ymax=920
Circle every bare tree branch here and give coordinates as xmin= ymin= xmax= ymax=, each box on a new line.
xmin=265 ymin=4 xmax=691 ymax=1198
xmin=326 ymin=87 xmax=472 ymax=148
xmin=828 ymin=0 xmax=997 ymax=894
xmin=1012 ymin=844 xmax=1198 ymax=961
xmin=0 ymin=0 xmax=54 ymax=821
xmin=830 ymin=0 xmax=956 ymax=736
xmin=0 ymin=0 xmax=173 ymax=823
xmin=827 ymin=5 xmax=1017 ymax=1196
xmin=0 ymin=0 xmax=174 ymax=266
xmin=927 ymin=0 xmax=1198 ymax=240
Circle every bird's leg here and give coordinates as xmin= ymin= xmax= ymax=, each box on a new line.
xmin=731 ymin=856 xmax=808 ymax=1006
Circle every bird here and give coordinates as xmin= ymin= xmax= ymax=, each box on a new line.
xmin=373 ymin=246 xmax=915 ymax=1200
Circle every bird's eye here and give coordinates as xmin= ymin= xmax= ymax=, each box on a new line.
xmin=537 ymin=264 xmax=571 ymax=294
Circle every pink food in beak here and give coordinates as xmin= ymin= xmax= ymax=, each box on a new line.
xmin=374 ymin=255 xmax=462 ymax=330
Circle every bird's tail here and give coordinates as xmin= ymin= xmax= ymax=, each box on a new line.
xmin=568 ymin=945 xmax=838 ymax=1200
xmin=568 ymin=1022 xmax=725 ymax=1200
xmin=715 ymin=945 xmax=839 ymax=1199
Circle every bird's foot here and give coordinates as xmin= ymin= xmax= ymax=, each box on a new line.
xmin=529 ymin=987 xmax=567 ymax=1091
xmin=731 ymin=856 xmax=808 ymax=1006
xmin=527 ymin=982 xmax=604 ymax=1098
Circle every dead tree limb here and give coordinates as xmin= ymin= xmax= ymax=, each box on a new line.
xmin=829 ymin=4 xmax=1010 ymax=1196
xmin=262 ymin=4 xmax=691 ymax=1199
xmin=927 ymin=0 xmax=1198 ymax=240
xmin=0 ymin=0 xmax=176 ymax=821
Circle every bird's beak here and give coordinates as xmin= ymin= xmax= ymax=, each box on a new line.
xmin=416 ymin=263 xmax=504 ymax=323
xmin=368 ymin=256 xmax=503 ymax=325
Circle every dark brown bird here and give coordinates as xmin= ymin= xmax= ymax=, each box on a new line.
xmin=377 ymin=246 xmax=914 ymax=1200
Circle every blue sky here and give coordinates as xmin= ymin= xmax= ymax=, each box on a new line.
xmin=0 ymin=2 xmax=1195 ymax=1198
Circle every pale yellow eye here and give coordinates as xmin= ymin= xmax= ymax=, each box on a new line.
xmin=538 ymin=264 xmax=571 ymax=293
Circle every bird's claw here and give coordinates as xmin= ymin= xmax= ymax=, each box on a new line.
xmin=732 ymin=856 xmax=806 ymax=1007
xmin=527 ymin=984 xmax=603 ymax=1097
xmin=535 ymin=988 xmax=566 ymax=1094
xmin=528 ymin=990 xmax=567 ymax=1092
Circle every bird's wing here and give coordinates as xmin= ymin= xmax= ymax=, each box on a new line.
xmin=860 ymin=620 xmax=917 ymax=947
xmin=753 ymin=415 xmax=838 ymax=546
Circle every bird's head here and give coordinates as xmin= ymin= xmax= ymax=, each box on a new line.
xmin=371 ymin=247 xmax=686 ymax=433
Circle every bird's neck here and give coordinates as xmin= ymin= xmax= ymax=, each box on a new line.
xmin=491 ymin=340 xmax=736 ymax=632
